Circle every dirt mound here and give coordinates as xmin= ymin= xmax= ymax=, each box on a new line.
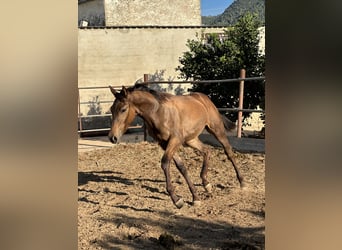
xmin=78 ymin=142 xmax=265 ymax=249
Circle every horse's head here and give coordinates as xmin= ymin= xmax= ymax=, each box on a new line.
xmin=108 ymin=86 xmax=136 ymax=144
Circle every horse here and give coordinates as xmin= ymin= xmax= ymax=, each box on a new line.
xmin=108 ymin=84 xmax=245 ymax=208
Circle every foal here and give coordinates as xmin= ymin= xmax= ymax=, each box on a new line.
xmin=108 ymin=84 xmax=245 ymax=208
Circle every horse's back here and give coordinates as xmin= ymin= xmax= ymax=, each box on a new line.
xmin=171 ymin=92 xmax=214 ymax=113
xmin=188 ymin=92 xmax=221 ymax=115
xmin=171 ymin=92 xmax=222 ymax=126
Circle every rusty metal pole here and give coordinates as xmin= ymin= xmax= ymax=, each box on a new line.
xmin=143 ymin=74 xmax=149 ymax=85
xmin=237 ymin=69 xmax=245 ymax=138
xmin=143 ymin=74 xmax=149 ymax=141
xmin=78 ymin=88 xmax=83 ymax=137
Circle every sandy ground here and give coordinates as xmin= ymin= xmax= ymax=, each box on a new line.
xmin=78 ymin=141 xmax=265 ymax=249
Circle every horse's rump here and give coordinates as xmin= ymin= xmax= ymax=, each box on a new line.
xmin=188 ymin=92 xmax=236 ymax=132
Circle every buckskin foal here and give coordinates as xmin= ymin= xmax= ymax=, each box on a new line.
xmin=108 ymin=84 xmax=245 ymax=208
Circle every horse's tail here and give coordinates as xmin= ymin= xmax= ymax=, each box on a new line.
xmin=221 ymin=115 xmax=236 ymax=131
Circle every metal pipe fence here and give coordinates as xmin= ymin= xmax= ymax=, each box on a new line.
xmin=78 ymin=74 xmax=265 ymax=137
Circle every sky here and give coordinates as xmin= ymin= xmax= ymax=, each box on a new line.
xmin=201 ymin=0 xmax=234 ymax=16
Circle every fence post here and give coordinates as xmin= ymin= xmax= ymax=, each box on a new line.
xmin=143 ymin=74 xmax=149 ymax=141
xmin=237 ymin=69 xmax=245 ymax=138
xmin=78 ymin=89 xmax=83 ymax=137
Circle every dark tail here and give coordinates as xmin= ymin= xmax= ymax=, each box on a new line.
xmin=221 ymin=115 xmax=236 ymax=131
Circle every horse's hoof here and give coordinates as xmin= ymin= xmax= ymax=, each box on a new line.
xmin=240 ymin=182 xmax=248 ymax=190
xmin=175 ymin=198 xmax=184 ymax=209
xmin=193 ymin=200 xmax=201 ymax=207
xmin=204 ymin=183 xmax=213 ymax=193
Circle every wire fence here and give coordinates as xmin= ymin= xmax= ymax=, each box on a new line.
xmin=78 ymin=73 xmax=265 ymax=138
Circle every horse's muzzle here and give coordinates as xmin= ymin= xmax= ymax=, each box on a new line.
xmin=109 ymin=136 xmax=118 ymax=144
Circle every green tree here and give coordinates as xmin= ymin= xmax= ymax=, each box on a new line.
xmin=174 ymin=84 xmax=186 ymax=95
xmin=177 ymin=13 xmax=265 ymax=123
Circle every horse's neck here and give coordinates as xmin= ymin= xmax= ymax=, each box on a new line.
xmin=130 ymin=91 xmax=160 ymax=118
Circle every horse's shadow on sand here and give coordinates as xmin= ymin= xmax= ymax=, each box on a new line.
xmin=78 ymin=171 xmax=265 ymax=249
xmin=78 ymin=170 xmax=134 ymax=186
xmin=96 ymin=210 xmax=264 ymax=250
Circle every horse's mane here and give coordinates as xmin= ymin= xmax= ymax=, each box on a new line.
xmin=128 ymin=84 xmax=172 ymax=103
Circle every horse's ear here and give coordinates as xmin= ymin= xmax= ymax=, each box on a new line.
xmin=110 ymin=86 xmax=122 ymax=99
xmin=121 ymin=86 xmax=128 ymax=97
xmin=109 ymin=86 xmax=117 ymax=95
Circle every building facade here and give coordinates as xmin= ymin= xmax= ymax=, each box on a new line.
xmin=78 ymin=0 xmax=201 ymax=26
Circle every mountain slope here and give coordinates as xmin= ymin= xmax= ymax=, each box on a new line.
xmin=202 ymin=0 xmax=265 ymax=26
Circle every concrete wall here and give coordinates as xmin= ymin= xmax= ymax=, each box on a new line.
xmin=78 ymin=26 xmax=265 ymax=125
xmin=78 ymin=27 xmax=220 ymax=114
xmin=78 ymin=27 xmax=221 ymax=86
xmin=104 ymin=0 xmax=201 ymax=26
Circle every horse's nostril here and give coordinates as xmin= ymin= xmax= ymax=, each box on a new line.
xmin=113 ymin=136 xmax=118 ymax=144
xmin=109 ymin=136 xmax=118 ymax=144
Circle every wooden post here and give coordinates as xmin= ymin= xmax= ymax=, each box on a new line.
xmin=143 ymin=74 xmax=149 ymax=141
xmin=237 ymin=69 xmax=245 ymax=138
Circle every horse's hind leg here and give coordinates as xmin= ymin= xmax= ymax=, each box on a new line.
xmin=186 ymin=138 xmax=213 ymax=193
xmin=173 ymin=153 xmax=200 ymax=206
xmin=206 ymin=126 xmax=246 ymax=188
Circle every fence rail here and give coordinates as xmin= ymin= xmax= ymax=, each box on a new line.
xmin=78 ymin=72 xmax=265 ymax=138
xmin=77 ymin=76 xmax=265 ymax=90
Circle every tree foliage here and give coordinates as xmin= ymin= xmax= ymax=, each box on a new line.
xmin=177 ymin=13 xmax=265 ymax=123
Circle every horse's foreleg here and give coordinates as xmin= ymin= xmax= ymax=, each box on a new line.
xmin=160 ymin=138 xmax=184 ymax=208
xmin=173 ymin=154 xmax=200 ymax=206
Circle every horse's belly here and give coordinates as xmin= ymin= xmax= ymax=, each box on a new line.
xmin=182 ymin=121 xmax=206 ymax=140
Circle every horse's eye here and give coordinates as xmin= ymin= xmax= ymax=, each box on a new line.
xmin=121 ymin=108 xmax=127 ymax=113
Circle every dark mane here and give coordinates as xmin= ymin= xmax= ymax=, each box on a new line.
xmin=129 ymin=83 xmax=172 ymax=102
